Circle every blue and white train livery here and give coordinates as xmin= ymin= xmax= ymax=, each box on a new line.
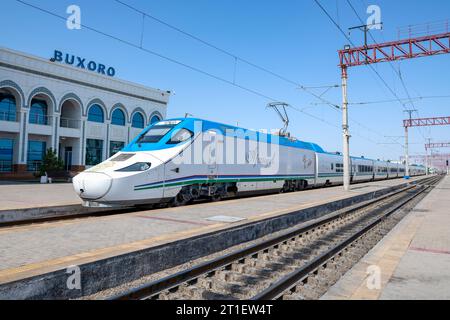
xmin=72 ymin=118 xmax=426 ymax=207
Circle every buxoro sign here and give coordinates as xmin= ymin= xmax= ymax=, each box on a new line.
xmin=50 ymin=50 xmax=116 ymax=77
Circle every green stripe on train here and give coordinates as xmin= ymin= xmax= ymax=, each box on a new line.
xmin=133 ymin=174 xmax=352 ymax=191
xmin=134 ymin=175 xmax=317 ymax=191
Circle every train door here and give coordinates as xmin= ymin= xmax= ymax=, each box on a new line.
xmin=371 ymin=161 xmax=375 ymax=181
xmin=314 ymin=152 xmax=319 ymax=186
xmin=163 ymin=158 xmax=183 ymax=199
xmin=205 ymin=130 xmax=219 ymax=181
xmin=350 ymin=160 xmax=355 ymax=182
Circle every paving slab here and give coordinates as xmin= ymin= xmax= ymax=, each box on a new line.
xmin=0 ymin=177 xmax=423 ymax=290
xmin=322 ymin=175 xmax=450 ymax=300
xmin=0 ymin=183 xmax=79 ymax=210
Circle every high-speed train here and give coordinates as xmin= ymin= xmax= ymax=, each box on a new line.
xmin=73 ymin=118 xmax=426 ymax=207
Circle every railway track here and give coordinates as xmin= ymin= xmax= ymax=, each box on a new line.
xmin=111 ymin=175 xmax=442 ymax=300
xmin=0 ymin=177 xmax=428 ymax=228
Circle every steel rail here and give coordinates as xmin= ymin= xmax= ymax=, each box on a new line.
xmin=1 ymin=177 xmax=430 ymax=229
xmin=252 ymin=175 xmax=442 ymax=300
xmin=111 ymin=175 xmax=439 ymax=300
xmin=0 ymin=181 xmax=416 ymax=229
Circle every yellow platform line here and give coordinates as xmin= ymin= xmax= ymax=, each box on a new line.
xmin=0 ymin=179 xmax=406 ymax=285
xmin=0 ymin=222 xmax=225 ymax=284
xmin=324 ymin=208 xmax=426 ymax=300
xmin=0 ymin=192 xmax=354 ymax=285
xmin=0 ymin=187 xmax=355 ymax=235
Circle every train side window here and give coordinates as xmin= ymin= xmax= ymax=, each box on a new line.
xmin=331 ymin=163 xmax=334 ymax=171
xmin=167 ymin=128 xmax=194 ymax=144
xmin=138 ymin=125 xmax=175 ymax=143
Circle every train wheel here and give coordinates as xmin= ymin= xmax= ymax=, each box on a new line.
xmin=169 ymin=193 xmax=189 ymax=207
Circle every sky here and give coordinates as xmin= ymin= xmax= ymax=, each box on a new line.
xmin=2 ymin=0 xmax=450 ymax=161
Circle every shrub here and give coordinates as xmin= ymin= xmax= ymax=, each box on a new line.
xmin=39 ymin=148 xmax=64 ymax=176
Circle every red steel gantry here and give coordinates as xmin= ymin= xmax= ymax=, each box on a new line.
xmin=425 ymin=142 xmax=450 ymax=149
xmin=339 ymin=32 xmax=450 ymax=188
xmin=404 ymin=116 xmax=450 ymax=127
xmin=339 ymin=32 xmax=450 ymax=67
xmin=403 ymin=116 xmax=450 ymax=174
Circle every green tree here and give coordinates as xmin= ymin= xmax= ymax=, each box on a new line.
xmin=39 ymin=148 xmax=64 ymax=176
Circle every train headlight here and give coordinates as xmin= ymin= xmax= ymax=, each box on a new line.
xmin=115 ymin=162 xmax=151 ymax=172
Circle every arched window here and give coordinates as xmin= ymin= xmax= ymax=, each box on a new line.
xmin=111 ymin=108 xmax=125 ymax=126
xmin=132 ymin=112 xmax=145 ymax=128
xmin=88 ymin=104 xmax=104 ymax=123
xmin=150 ymin=114 xmax=161 ymax=125
xmin=29 ymin=99 xmax=48 ymax=125
xmin=0 ymin=93 xmax=16 ymax=122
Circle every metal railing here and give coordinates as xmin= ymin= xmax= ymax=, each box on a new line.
xmin=0 ymin=160 xmax=13 ymax=172
xmin=60 ymin=117 xmax=81 ymax=129
xmin=398 ymin=19 xmax=450 ymax=39
xmin=29 ymin=114 xmax=53 ymax=126
xmin=0 ymin=111 xmax=20 ymax=122
xmin=27 ymin=160 xmax=42 ymax=173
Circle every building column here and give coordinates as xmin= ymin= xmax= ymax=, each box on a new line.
xmin=53 ymin=115 xmax=60 ymax=155
xmin=80 ymin=119 xmax=86 ymax=166
xmin=126 ymin=124 xmax=131 ymax=144
xmin=70 ymin=119 xmax=86 ymax=172
xmin=16 ymin=110 xmax=29 ymax=173
xmin=105 ymin=123 xmax=110 ymax=160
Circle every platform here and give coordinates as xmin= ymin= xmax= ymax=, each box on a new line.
xmin=0 ymin=182 xmax=79 ymax=210
xmin=0 ymin=176 xmax=426 ymax=299
xmin=322 ymin=175 xmax=450 ymax=300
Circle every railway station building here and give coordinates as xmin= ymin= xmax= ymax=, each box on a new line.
xmin=0 ymin=47 xmax=170 ymax=178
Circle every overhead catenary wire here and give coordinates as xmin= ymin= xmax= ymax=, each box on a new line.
xmin=14 ymin=0 xmax=273 ymax=101
xmin=345 ymin=0 xmax=429 ymax=142
xmin=313 ymin=0 xmax=416 ymax=149
xmin=113 ymin=0 xmax=404 ymax=150
xmin=13 ymin=0 xmax=401 ymax=154
xmin=12 ymin=0 xmax=340 ymax=130
xmin=347 ymin=95 xmax=450 ymax=106
xmin=314 ymin=0 xmax=407 ymax=110
xmin=113 ymin=0 xmax=345 ymax=110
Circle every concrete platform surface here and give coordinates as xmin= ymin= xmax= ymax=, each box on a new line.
xmin=322 ymin=175 xmax=450 ymax=300
xmin=0 ymin=183 xmax=79 ymax=210
xmin=0 ymin=177 xmax=423 ymax=287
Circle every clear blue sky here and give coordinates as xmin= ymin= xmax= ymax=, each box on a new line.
xmin=2 ymin=0 xmax=450 ymax=161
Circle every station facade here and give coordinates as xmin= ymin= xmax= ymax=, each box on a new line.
xmin=0 ymin=47 xmax=170 ymax=178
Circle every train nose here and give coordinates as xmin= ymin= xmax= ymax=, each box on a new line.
xmin=73 ymin=172 xmax=113 ymax=200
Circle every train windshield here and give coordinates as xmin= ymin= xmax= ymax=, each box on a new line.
xmin=137 ymin=120 xmax=181 ymax=143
